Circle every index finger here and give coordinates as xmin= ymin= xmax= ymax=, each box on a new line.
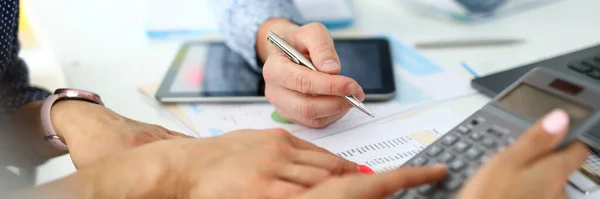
xmin=263 ymin=54 xmax=363 ymax=97
xmin=291 ymin=150 xmax=359 ymax=175
xmin=343 ymin=165 xmax=447 ymax=199
xmin=269 ymin=128 xmax=359 ymax=173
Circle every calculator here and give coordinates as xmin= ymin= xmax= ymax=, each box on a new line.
xmin=390 ymin=67 xmax=600 ymax=199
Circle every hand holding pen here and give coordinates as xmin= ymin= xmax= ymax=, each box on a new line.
xmin=257 ymin=20 xmax=371 ymax=128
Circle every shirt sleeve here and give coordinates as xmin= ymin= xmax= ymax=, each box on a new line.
xmin=0 ymin=0 xmax=51 ymax=120
xmin=215 ymin=0 xmax=305 ymax=71
xmin=0 ymin=58 xmax=51 ymax=119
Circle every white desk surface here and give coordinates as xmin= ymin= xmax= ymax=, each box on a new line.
xmin=26 ymin=0 xmax=600 ymax=197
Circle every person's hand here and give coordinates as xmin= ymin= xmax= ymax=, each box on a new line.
xmin=50 ymin=100 xmax=192 ymax=169
xmin=30 ymin=128 xmax=360 ymax=199
xmin=257 ymin=18 xmax=365 ymax=128
xmin=295 ymin=165 xmax=447 ymax=199
xmin=458 ymin=109 xmax=590 ymax=199
xmin=180 ymin=128 xmax=359 ymax=198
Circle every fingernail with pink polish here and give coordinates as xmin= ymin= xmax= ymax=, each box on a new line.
xmin=541 ymin=109 xmax=569 ymax=134
xmin=358 ymin=165 xmax=375 ymax=174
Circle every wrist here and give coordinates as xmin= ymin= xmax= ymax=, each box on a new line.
xmin=28 ymin=144 xmax=172 ymax=199
xmin=50 ymin=100 xmax=118 ymax=143
xmin=256 ymin=17 xmax=300 ymax=62
xmin=89 ymin=142 xmax=175 ymax=198
xmin=23 ymin=170 xmax=95 ymax=199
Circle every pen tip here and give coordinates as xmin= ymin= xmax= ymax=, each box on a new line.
xmin=369 ymin=113 xmax=375 ymax=118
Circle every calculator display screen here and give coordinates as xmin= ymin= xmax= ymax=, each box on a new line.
xmin=499 ymin=83 xmax=590 ymax=125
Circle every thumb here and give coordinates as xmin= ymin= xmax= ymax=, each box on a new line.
xmin=345 ymin=164 xmax=447 ymax=199
xmin=504 ymin=109 xmax=571 ymax=165
xmin=290 ymin=22 xmax=341 ymax=74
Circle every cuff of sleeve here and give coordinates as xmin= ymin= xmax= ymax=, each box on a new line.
xmin=219 ymin=1 xmax=305 ymax=73
xmin=1 ymin=87 xmax=51 ymax=119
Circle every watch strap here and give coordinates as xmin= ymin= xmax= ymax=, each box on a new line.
xmin=40 ymin=89 xmax=103 ymax=151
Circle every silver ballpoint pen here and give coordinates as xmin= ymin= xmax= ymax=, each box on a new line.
xmin=266 ymin=30 xmax=374 ymax=117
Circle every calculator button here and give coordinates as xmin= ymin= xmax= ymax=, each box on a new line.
xmin=475 ymin=116 xmax=486 ymax=123
xmin=470 ymin=116 xmax=486 ymax=126
xmin=411 ymin=156 xmax=429 ymax=166
xmin=417 ymin=184 xmax=434 ymax=195
xmin=442 ymin=135 xmax=459 ymax=146
xmin=388 ymin=190 xmax=406 ymax=198
xmin=569 ymin=63 xmax=592 ymax=73
xmin=466 ymin=148 xmax=483 ymax=160
xmin=431 ymin=191 xmax=448 ymax=199
xmin=482 ymin=138 xmax=496 ymax=148
xmin=507 ymin=137 xmax=516 ymax=145
xmin=470 ymin=131 xmax=483 ymax=141
xmin=463 ymin=167 xmax=478 ymax=179
xmin=479 ymin=155 xmax=490 ymax=164
xmin=588 ymin=70 xmax=600 ymax=79
xmin=454 ymin=141 xmax=471 ymax=153
xmin=583 ymin=59 xmax=600 ymax=68
xmin=449 ymin=159 xmax=467 ymax=172
xmin=427 ymin=146 xmax=444 ymax=157
xmin=470 ymin=120 xmax=479 ymax=126
xmin=496 ymin=145 xmax=507 ymax=152
xmin=443 ymin=178 xmax=462 ymax=191
xmin=486 ymin=128 xmax=505 ymax=137
xmin=439 ymin=152 xmax=455 ymax=163
xmin=466 ymin=124 xmax=475 ymax=129
xmin=457 ymin=125 xmax=471 ymax=135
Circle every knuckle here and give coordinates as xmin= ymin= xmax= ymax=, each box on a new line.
xmin=316 ymin=171 xmax=332 ymax=183
xmin=262 ymin=65 xmax=275 ymax=82
xmin=270 ymin=128 xmax=289 ymax=136
xmin=299 ymin=104 xmax=317 ymax=120
xmin=332 ymin=157 xmax=347 ymax=174
xmin=310 ymin=169 xmax=332 ymax=183
xmin=295 ymin=74 xmax=312 ymax=93
xmin=337 ymin=100 xmax=345 ymax=113
xmin=149 ymin=124 xmax=166 ymax=131
xmin=313 ymin=42 xmax=337 ymax=59
xmin=264 ymin=87 xmax=277 ymax=104
xmin=310 ymin=118 xmax=327 ymax=128
xmin=307 ymin=22 xmax=327 ymax=30
xmin=329 ymin=79 xmax=335 ymax=95
xmin=266 ymin=143 xmax=291 ymax=156
xmin=337 ymin=99 xmax=351 ymax=112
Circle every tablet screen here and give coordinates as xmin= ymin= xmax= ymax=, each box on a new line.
xmin=169 ymin=43 xmax=262 ymax=93
xmin=160 ymin=38 xmax=394 ymax=99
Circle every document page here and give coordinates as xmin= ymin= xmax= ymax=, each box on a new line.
xmin=311 ymin=108 xmax=462 ymax=172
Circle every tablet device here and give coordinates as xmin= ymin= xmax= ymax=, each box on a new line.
xmin=155 ymin=38 xmax=396 ymax=102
